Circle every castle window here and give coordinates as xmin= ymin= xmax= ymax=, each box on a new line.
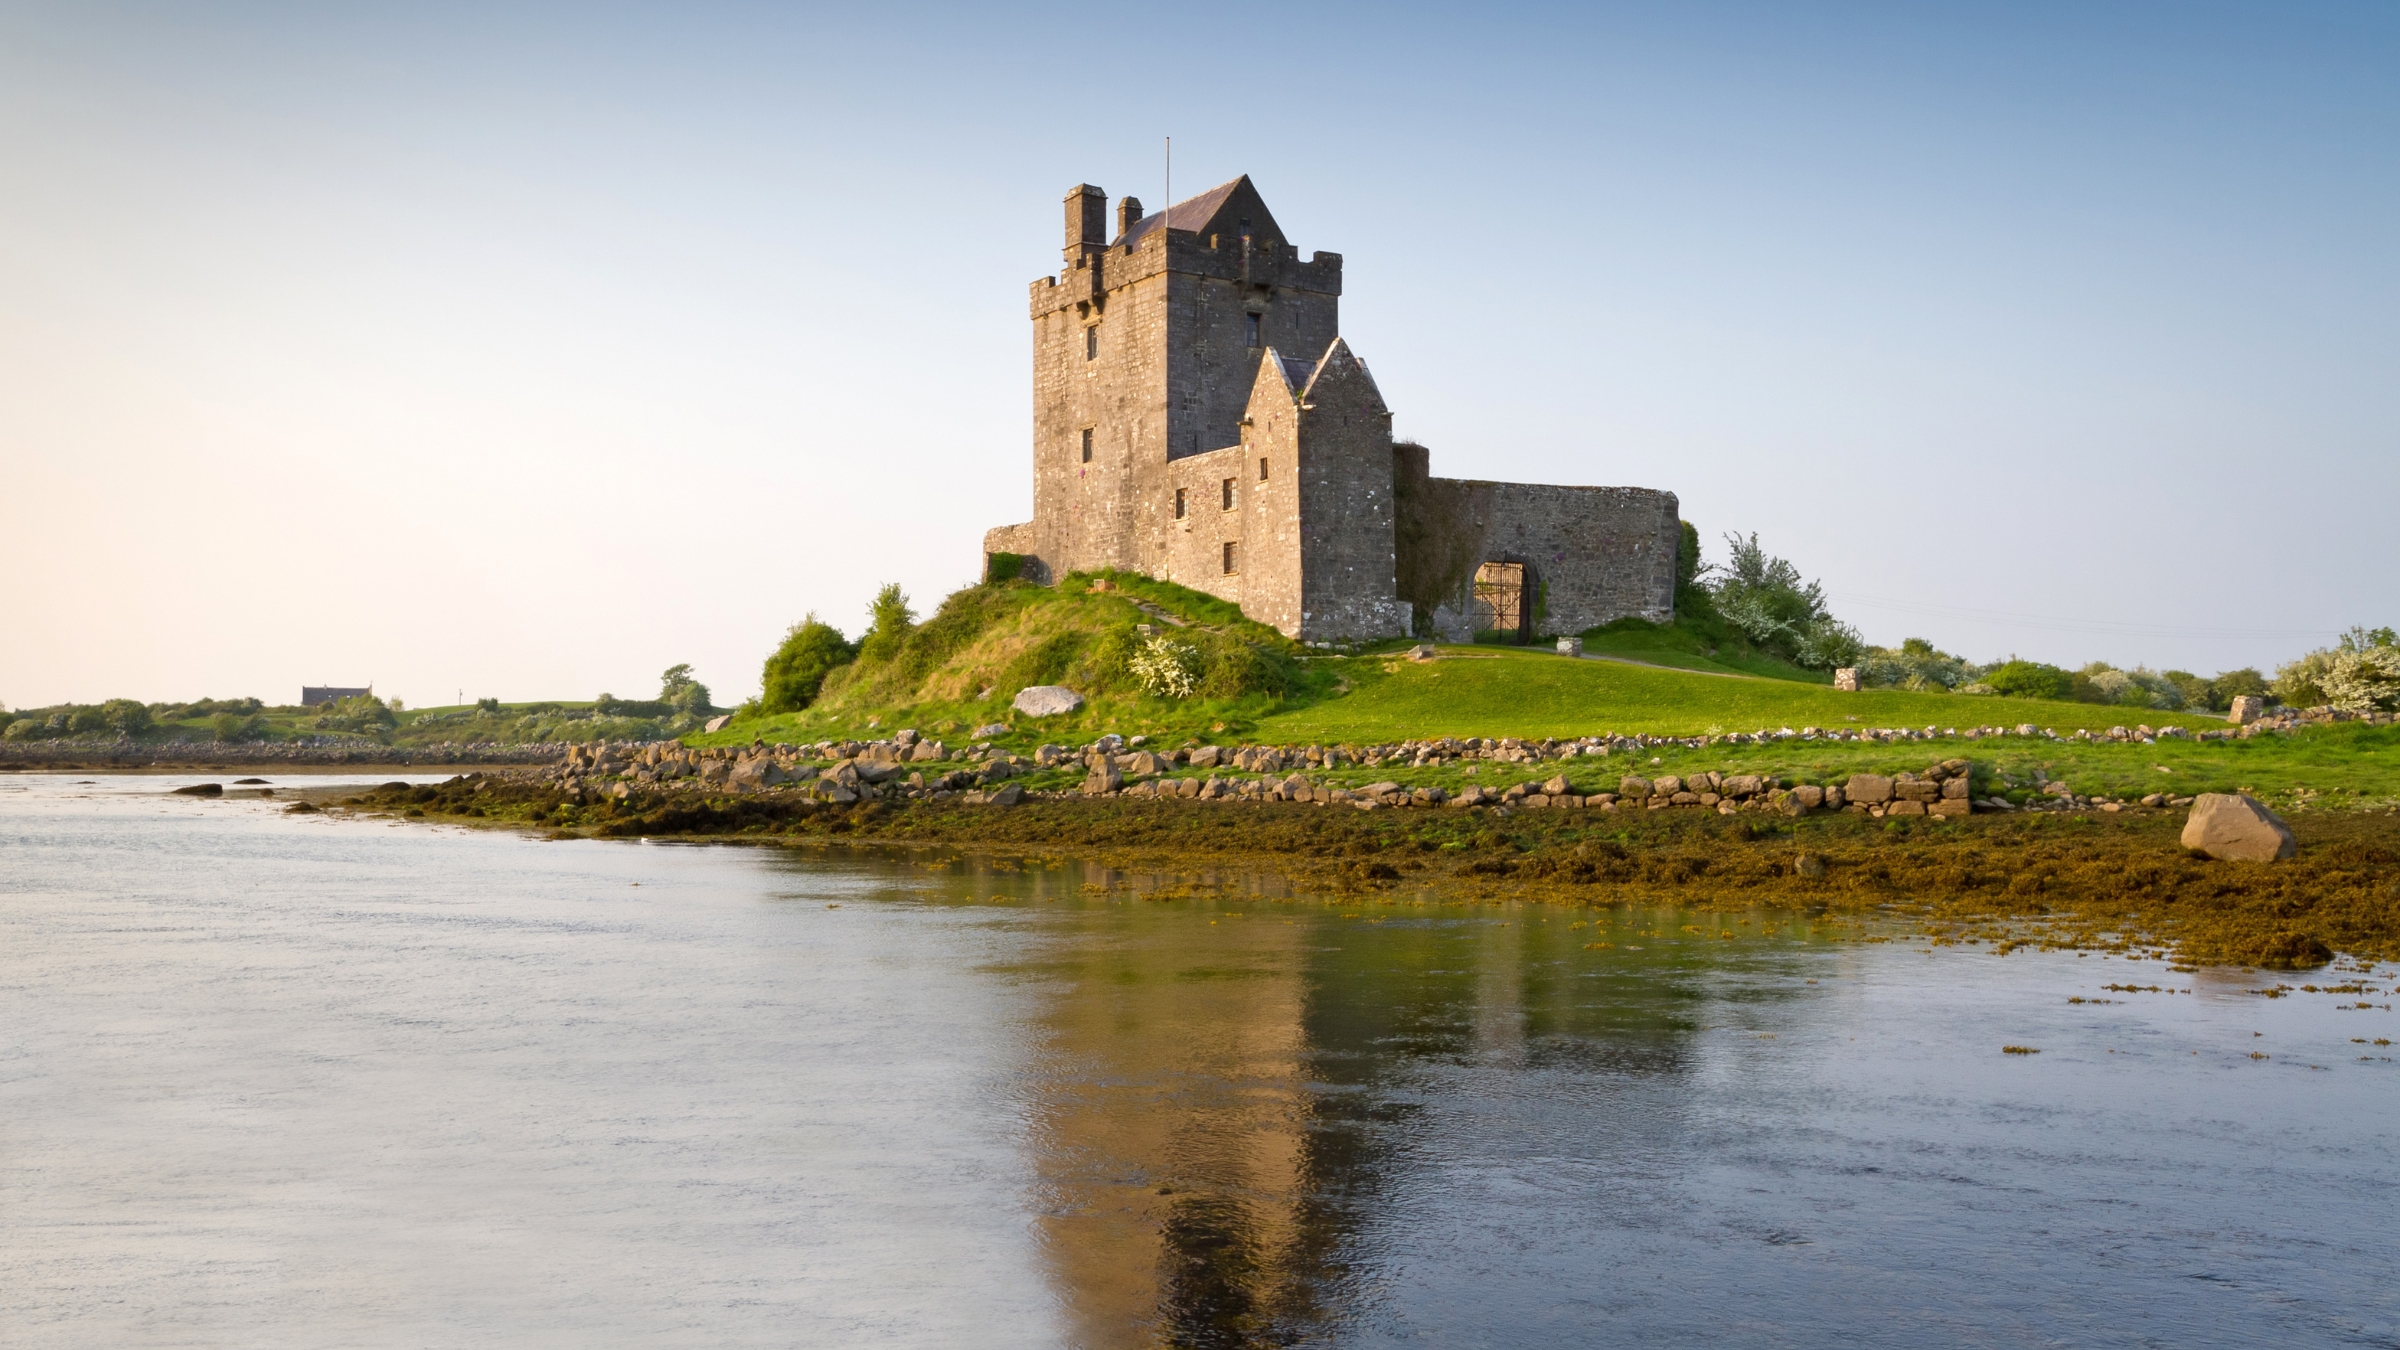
xmin=1221 ymin=477 xmax=1235 ymax=511
xmin=1173 ymin=487 xmax=1187 ymax=519
xmin=1085 ymin=325 xmax=1098 ymax=361
xmin=1258 ymin=457 xmax=1269 ymax=481
xmin=1080 ymin=428 xmax=1093 ymax=463
xmin=1222 ymin=541 xmax=1238 ymax=575
xmin=1245 ymin=313 xmax=1261 ymax=348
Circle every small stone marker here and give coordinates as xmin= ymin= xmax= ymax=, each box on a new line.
xmin=2181 ymin=793 xmax=2297 ymax=861
xmin=2226 ymin=695 xmax=2266 ymax=726
xmin=1556 ymin=636 xmax=1583 ymax=657
xmin=1013 ymin=685 xmax=1084 ymax=717
xmin=1834 ymin=668 xmax=1859 ymax=692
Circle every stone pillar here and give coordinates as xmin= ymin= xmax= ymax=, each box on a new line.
xmin=1834 ymin=667 xmax=1859 ymax=692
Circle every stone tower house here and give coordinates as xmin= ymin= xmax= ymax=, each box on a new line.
xmin=985 ymin=176 xmax=1679 ymax=642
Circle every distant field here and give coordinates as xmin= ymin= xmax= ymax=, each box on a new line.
xmin=1256 ymin=646 xmax=2222 ymax=743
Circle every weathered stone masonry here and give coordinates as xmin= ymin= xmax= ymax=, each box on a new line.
xmin=986 ymin=175 xmax=1678 ymax=641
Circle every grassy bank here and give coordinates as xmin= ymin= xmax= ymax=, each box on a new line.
xmin=339 ymin=776 xmax=2400 ymax=969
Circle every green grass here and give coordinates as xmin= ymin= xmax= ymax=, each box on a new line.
xmin=1577 ymin=617 xmax=1831 ymax=683
xmin=1254 ymin=646 xmax=2223 ymax=744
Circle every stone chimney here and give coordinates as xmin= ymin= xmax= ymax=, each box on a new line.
xmin=1117 ymin=195 xmax=1144 ymax=238
xmin=1064 ymin=184 xmax=1106 ymax=260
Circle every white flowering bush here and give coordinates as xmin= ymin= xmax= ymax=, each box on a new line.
xmin=1127 ymin=636 xmax=1202 ymax=699
xmin=2323 ymin=645 xmax=2400 ymax=713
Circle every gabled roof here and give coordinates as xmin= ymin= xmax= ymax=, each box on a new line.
xmin=1113 ymin=175 xmax=1285 ymax=249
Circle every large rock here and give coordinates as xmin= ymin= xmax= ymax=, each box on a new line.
xmin=704 ymin=715 xmax=734 ymax=733
xmin=1846 ymin=773 xmax=1895 ymax=805
xmin=2182 ymin=793 xmax=2297 ymax=861
xmin=2227 ymin=696 xmax=2267 ymax=726
xmin=1014 ymin=685 xmax=1084 ymax=717
xmin=1618 ymin=775 xmax=1653 ymax=799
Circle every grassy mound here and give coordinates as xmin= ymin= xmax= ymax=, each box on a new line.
xmin=710 ymin=573 xmax=1322 ymax=746
xmin=1578 ymin=616 xmax=1831 ymax=683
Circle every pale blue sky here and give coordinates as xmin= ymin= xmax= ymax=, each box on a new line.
xmin=3 ymin=2 xmax=2393 ymax=708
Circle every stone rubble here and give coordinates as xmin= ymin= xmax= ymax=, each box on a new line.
xmin=520 ymin=719 xmax=2275 ymax=819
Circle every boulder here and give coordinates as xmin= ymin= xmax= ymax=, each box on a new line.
xmin=1846 ymin=773 xmax=1895 ymax=805
xmin=1930 ymin=799 xmax=1971 ymax=818
xmin=1542 ymin=775 xmax=1572 ymax=797
xmin=820 ymin=760 xmax=862 ymax=788
xmin=1188 ymin=745 xmax=1226 ymax=768
xmin=2181 ymin=793 xmax=2297 ymax=861
xmin=908 ymin=741 xmax=944 ymax=762
xmin=1081 ymin=765 xmax=1124 ymax=795
xmin=704 ymin=715 xmax=734 ymax=733
xmin=1013 ymin=685 xmax=1085 ymax=717
xmin=973 ymin=723 xmax=1010 ymax=739
xmin=1655 ymin=775 xmax=1684 ymax=796
xmin=2227 ymin=695 xmax=2267 ymax=726
xmin=1618 ymin=775 xmax=1653 ymax=799
xmin=988 ymin=782 xmax=1025 ymax=807
xmin=1790 ymin=784 xmax=1823 ymax=810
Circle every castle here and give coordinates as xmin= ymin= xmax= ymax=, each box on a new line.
xmin=983 ymin=176 xmax=1680 ymax=642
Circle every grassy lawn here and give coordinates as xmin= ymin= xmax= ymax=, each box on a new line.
xmin=1255 ymin=646 xmax=2222 ymax=743
xmin=1577 ymin=621 xmax=1831 ymax=683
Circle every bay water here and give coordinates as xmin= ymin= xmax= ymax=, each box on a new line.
xmin=2 ymin=774 xmax=2392 ymax=1348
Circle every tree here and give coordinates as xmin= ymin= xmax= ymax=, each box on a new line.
xmin=659 ymin=663 xmax=712 ymax=714
xmin=1702 ymin=532 xmax=1858 ymax=670
xmin=100 ymin=698 xmax=152 ymax=737
xmin=857 ymin=583 xmax=916 ymax=665
xmin=760 ymin=615 xmax=858 ymax=713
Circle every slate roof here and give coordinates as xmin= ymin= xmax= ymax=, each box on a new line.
xmin=1112 ymin=177 xmax=1248 ymax=248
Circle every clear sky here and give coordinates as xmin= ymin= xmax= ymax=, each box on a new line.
xmin=4 ymin=1 xmax=2393 ymax=710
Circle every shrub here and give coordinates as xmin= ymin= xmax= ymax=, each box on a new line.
xmin=2322 ymin=630 xmax=2400 ymax=713
xmin=210 ymin=712 xmax=262 ymax=742
xmin=1985 ymin=660 xmax=2073 ymax=701
xmin=1699 ymin=532 xmax=1858 ymax=670
xmin=856 ymin=584 xmax=917 ymax=667
xmin=3 ymin=717 xmax=39 ymax=741
xmin=2207 ymin=668 xmax=2268 ymax=709
xmin=997 ymin=631 xmax=1085 ymax=694
xmin=2271 ymin=650 xmax=2336 ymax=708
xmin=1857 ymin=638 xmax=1971 ymax=691
xmin=1197 ymin=634 xmax=1294 ymax=699
xmin=1127 ymin=637 xmax=1202 ymax=698
xmin=476 ymin=697 xmax=502 ymax=713
xmin=68 ymin=705 xmax=109 ymax=735
xmin=984 ymin=552 xmax=1024 ymax=584
xmin=761 ymin=615 xmax=857 ymax=713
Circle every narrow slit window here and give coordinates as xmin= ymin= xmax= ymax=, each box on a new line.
xmin=1080 ymin=428 xmax=1093 ymax=463
xmin=1173 ymin=487 xmax=1187 ymax=519
xmin=1085 ymin=325 xmax=1098 ymax=361
xmin=1245 ymin=313 xmax=1261 ymax=348
xmin=1258 ymin=456 xmax=1269 ymax=481
xmin=1221 ymin=477 xmax=1235 ymax=510
xmin=1222 ymin=541 xmax=1238 ymax=574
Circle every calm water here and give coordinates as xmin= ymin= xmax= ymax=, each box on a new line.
xmin=1 ymin=774 xmax=2394 ymax=1349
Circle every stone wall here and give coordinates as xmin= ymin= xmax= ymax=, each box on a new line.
xmin=1392 ymin=444 xmax=1679 ymax=639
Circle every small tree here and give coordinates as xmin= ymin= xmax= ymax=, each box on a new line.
xmin=761 ymin=615 xmax=858 ymax=713
xmin=659 ymin=663 xmax=712 ymax=714
xmin=857 ymin=583 xmax=916 ymax=666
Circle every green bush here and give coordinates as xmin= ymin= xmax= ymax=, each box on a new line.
xmin=984 ymin=552 xmax=1024 ymax=584
xmin=2208 ymin=668 xmax=2268 ymax=709
xmin=2 ymin=717 xmax=37 ymax=741
xmin=1984 ymin=659 xmax=2073 ymax=701
xmin=98 ymin=699 xmax=151 ymax=736
xmin=761 ymin=615 xmax=858 ymax=713
xmin=855 ymin=585 xmax=917 ymax=668
xmin=996 ymin=631 xmax=1085 ymax=694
